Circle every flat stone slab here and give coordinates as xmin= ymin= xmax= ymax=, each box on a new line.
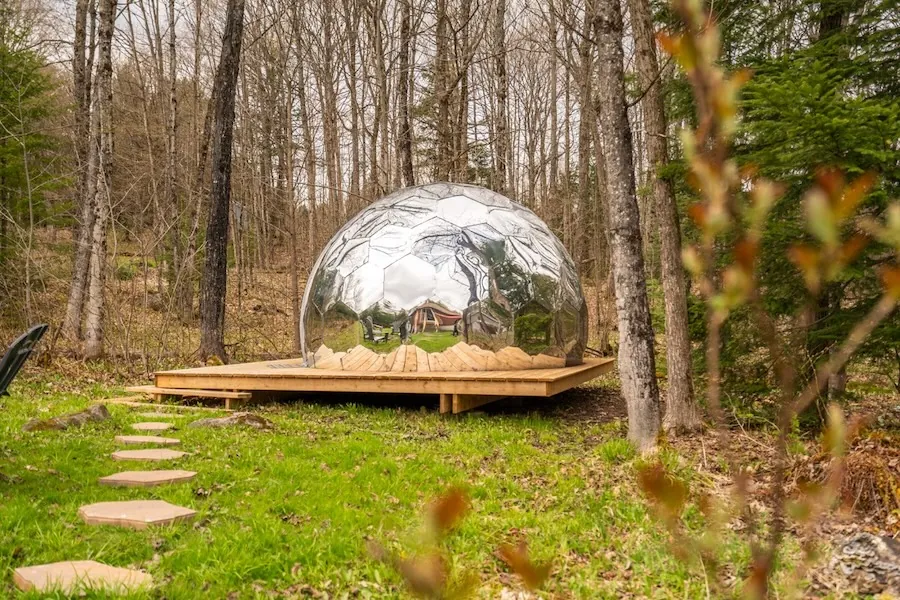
xmin=137 ymin=411 xmax=175 ymax=418
xmin=112 ymin=449 xmax=187 ymax=461
xmin=13 ymin=560 xmax=152 ymax=594
xmin=131 ymin=422 xmax=174 ymax=432
xmin=99 ymin=470 xmax=197 ymax=487
xmin=115 ymin=435 xmax=180 ymax=445
xmin=79 ymin=500 xmax=197 ymax=529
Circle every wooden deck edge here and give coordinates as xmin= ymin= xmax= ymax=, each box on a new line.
xmin=545 ymin=359 xmax=616 ymax=396
xmin=153 ymin=374 xmax=549 ymax=397
xmin=126 ymin=385 xmax=252 ymax=399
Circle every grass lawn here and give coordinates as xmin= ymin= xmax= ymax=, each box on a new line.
xmin=361 ymin=330 xmax=459 ymax=354
xmin=329 ymin=322 xmax=459 ymax=355
xmin=377 ymin=331 xmax=459 ymax=354
xmin=1 ymin=378 xmax=788 ymax=598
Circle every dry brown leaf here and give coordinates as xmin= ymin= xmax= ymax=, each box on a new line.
xmin=428 ymin=487 xmax=469 ymax=535
xmin=498 ymin=542 xmax=551 ymax=591
xmin=395 ymin=554 xmax=447 ymax=599
xmin=638 ymin=462 xmax=688 ymax=521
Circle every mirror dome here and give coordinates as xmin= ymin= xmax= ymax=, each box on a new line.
xmin=300 ymin=183 xmax=587 ymax=369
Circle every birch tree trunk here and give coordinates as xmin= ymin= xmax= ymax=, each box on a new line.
xmin=199 ymin=0 xmax=246 ymax=362
xmin=284 ymin=89 xmax=301 ymax=354
xmin=593 ymin=0 xmax=660 ymax=450
xmin=72 ymin=0 xmax=91 ymax=226
xmin=297 ymin=59 xmax=317 ymax=263
xmin=82 ymin=0 xmax=116 ymax=359
xmin=62 ymin=0 xmax=96 ymax=341
xmin=166 ymin=0 xmax=188 ymax=322
xmin=628 ymin=0 xmax=699 ymax=432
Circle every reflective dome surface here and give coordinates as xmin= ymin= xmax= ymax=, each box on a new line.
xmin=300 ymin=183 xmax=587 ymax=368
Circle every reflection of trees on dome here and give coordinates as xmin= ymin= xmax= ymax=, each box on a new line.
xmin=514 ymin=300 xmax=553 ymax=355
xmin=359 ymin=304 xmax=406 ymax=328
xmin=308 ymin=268 xmax=340 ymax=313
xmin=299 ymin=183 xmax=589 ymax=367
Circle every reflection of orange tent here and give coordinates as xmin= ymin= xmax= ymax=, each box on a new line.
xmin=411 ymin=300 xmax=462 ymax=332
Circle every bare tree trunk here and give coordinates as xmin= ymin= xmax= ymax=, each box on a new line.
xmin=493 ymin=0 xmax=509 ymax=194
xmin=561 ymin=14 xmax=574 ymax=249
xmin=316 ymin=1 xmax=344 ymax=227
xmin=199 ymin=0 xmax=246 ymax=362
xmin=176 ymin=0 xmax=206 ymax=325
xmin=593 ymin=0 xmax=660 ymax=451
xmin=397 ymin=0 xmax=415 ymax=187
xmin=344 ymin=0 xmax=362 ymax=206
xmin=548 ymin=0 xmax=558 ymax=194
xmin=575 ymin=0 xmax=593 ymax=271
xmin=62 ymin=0 xmax=97 ymax=341
xmin=297 ymin=59 xmax=317 ymax=264
xmin=454 ymin=0 xmax=471 ymax=181
xmin=374 ymin=1 xmax=390 ymax=195
xmin=283 ymin=87 xmax=301 ymax=354
xmin=82 ymin=0 xmax=116 ymax=359
xmin=364 ymin=0 xmax=388 ymax=198
xmin=628 ymin=0 xmax=699 ymax=432
xmin=592 ymin=98 xmax=613 ymax=354
xmin=72 ymin=0 xmax=91 ymax=223
xmin=434 ymin=0 xmax=451 ymax=181
xmin=166 ymin=0 xmax=187 ymax=322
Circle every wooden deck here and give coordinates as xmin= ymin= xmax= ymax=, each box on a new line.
xmin=135 ymin=357 xmax=615 ymax=414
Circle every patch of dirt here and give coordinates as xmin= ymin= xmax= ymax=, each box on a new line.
xmin=493 ymin=383 xmax=628 ymax=425
xmin=794 ymin=431 xmax=900 ymax=532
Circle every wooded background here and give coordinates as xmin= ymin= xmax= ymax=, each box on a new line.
xmin=0 ymin=0 xmax=897 ymax=425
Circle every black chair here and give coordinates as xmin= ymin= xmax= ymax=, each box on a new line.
xmin=0 ymin=324 xmax=48 ymax=396
xmin=361 ymin=317 xmax=388 ymax=344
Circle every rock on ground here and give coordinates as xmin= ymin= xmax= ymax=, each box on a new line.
xmin=187 ymin=412 xmax=273 ymax=430
xmin=22 ymin=404 xmax=110 ymax=432
xmin=825 ymin=532 xmax=900 ymax=595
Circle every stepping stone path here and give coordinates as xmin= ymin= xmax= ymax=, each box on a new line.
xmin=79 ymin=500 xmax=197 ymax=529
xmin=115 ymin=434 xmax=180 ymax=445
xmin=16 ymin=406 xmax=205 ymax=593
xmin=131 ymin=421 xmax=174 ymax=432
xmin=112 ymin=448 xmax=187 ymax=461
xmin=13 ymin=560 xmax=152 ymax=594
xmin=100 ymin=470 xmax=197 ymax=488
xmin=137 ymin=412 xmax=174 ymax=418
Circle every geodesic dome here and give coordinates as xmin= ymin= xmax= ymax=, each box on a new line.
xmin=300 ymin=183 xmax=587 ymax=368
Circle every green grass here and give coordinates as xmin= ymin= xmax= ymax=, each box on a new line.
xmin=329 ymin=322 xmax=459 ymax=355
xmin=407 ymin=331 xmax=458 ymax=352
xmin=0 ymin=379 xmax=783 ymax=598
xmin=361 ymin=330 xmax=460 ymax=354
